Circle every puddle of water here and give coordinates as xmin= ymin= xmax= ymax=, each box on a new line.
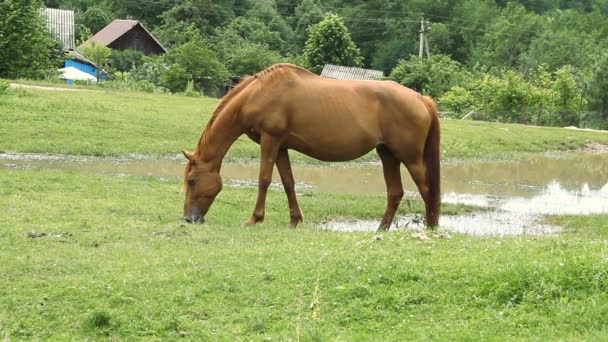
xmin=2 ymin=152 xmax=607 ymax=197
xmin=2 ymin=152 xmax=607 ymax=237
xmin=320 ymin=212 xmax=559 ymax=237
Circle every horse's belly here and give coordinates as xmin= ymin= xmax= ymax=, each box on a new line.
xmin=284 ymin=130 xmax=378 ymax=162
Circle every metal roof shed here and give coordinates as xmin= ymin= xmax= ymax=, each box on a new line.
xmin=320 ymin=64 xmax=384 ymax=80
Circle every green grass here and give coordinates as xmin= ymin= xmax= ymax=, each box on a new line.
xmin=1 ymin=87 xmax=607 ymax=161
xmin=1 ymin=87 xmax=608 ymax=340
xmin=1 ymin=168 xmax=607 ymax=340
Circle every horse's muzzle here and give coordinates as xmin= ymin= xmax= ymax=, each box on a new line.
xmin=184 ymin=215 xmax=205 ymax=224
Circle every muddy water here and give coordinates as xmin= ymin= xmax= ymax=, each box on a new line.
xmin=2 ymin=152 xmax=607 ymax=236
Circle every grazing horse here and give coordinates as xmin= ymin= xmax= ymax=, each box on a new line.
xmin=182 ymin=63 xmax=440 ymax=231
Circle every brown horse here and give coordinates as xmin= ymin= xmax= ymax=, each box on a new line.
xmin=182 ymin=63 xmax=440 ymax=231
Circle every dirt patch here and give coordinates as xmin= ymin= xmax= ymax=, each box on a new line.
xmin=564 ymin=126 xmax=608 ymax=134
xmin=10 ymin=83 xmax=101 ymax=92
xmin=578 ymin=142 xmax=608 ymax=153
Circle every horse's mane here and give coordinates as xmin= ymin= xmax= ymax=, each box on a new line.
xmin=186 ymin=64 xmax=310 ymax=185
xmin=193 ymin=64 xmax=310 ymax=156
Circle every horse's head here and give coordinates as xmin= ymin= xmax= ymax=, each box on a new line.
xmin=182 ymin=150 xmax=223 ymax=223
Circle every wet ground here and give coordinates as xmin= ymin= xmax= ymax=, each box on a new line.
xmin=2 ymin=152 xmax=607 ymax=236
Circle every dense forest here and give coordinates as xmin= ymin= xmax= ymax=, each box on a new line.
xmin=1 ymin=0 xmax=607 ymax=128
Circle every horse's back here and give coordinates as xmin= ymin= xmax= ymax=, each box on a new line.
xmin=241 ymin=71 xmax=433 ymax=162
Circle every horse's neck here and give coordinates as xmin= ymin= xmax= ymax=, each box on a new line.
xmin=196 ymin=110 xmax=241 ymax=171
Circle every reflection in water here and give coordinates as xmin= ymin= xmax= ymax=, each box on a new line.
xmin=321 ymin=212 xmax=558 ymax=237
xmin=2 ymin=152 xmax=607 ymax=236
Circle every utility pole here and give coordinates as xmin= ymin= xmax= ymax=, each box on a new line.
xmin=418 ymin=17 xmax=430 ymax=58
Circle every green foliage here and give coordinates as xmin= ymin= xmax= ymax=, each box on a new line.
xmin=8 ymin=0 xmax=608 ymax=129
xmin=160 ymin=63 xmax=189 ymax=93
xmin=79 ymin=41 xmax=112 ymax=81
xmin=182 ymin=79 xmax=201 ymax=97
xmin=244 ymin=0 xmax=295 ymax=54
xmin=587 ymin=53 xmax=608 ymax=129
xmin=303 ymin=14 xmax=363 ymax=74
xmin=551 ymin=65 xmax=586 ymax=126
xmin=389 ymin=54 xmax=469 ymax=97
xmin=213 ymin=17 xmax=284 ymax=75
xmin=110 ymin=49 xmax=144 ymax=72
xmin=130 ymin=56 xmax=165 ymax=86
xmin=224 ymin=42 xmax=283 ymax=76
xmin=163 ymin=38 xmax=229 ymax=94
xmin=0 ymin=0 xmax=63 ymax=79
xmin=79 ymin=5 xmax=112 ymax=34
xmin=0 ymin=80 xmax=10 ymax=95
xmin=469 ymin=3 xmax=542 ymax=68
xmin=440 ymin=66 xmax=586 ymax=126
xmin=294 ymin=0 xmax=323 ymax=49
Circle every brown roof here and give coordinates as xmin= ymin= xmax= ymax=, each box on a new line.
xmin=82 ymin=19 xmax=167 ymax=53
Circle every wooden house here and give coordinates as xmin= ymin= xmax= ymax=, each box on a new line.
xmin=80 ymin=19 xmax=167 ymax=55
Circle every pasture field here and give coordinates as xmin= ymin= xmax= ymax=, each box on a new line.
xmin=1 ymin=169 xmax=607 ymax=340
xmin=1 ymin=87 xmax=608 ymax=340
xmin=1 ymin=86 xmax=608 ymax=160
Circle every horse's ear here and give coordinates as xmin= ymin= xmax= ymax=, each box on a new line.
xmin=182 ymin=149 xmax=195 ymax=162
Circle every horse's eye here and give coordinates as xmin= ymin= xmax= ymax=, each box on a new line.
xmin=188 ymin=178 xmax=196 ymax=187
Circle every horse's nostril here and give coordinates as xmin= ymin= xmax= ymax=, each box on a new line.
xmin=185 ymin=215 xmax=205 ymax=224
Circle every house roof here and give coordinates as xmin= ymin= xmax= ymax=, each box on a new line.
xmin=42 ymin=8 xmax=75 ymax=50
xmin=67 ymin=50 xmax=98 ymax=68
xmin=321 ymin=64 xmax=384 ymax=80
xmin=83 ymin=19 xmax=167 ymax=53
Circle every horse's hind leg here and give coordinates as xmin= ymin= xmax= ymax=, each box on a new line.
xmin=246 ymin=133 xmax=281 ymax=225
xmin=276 ymin=148 xmax=303 ymax=227
xmin=404 ymin=160 xmax=436 ymax=227
xmin=376 ymin=145 xmax=404 ymax=231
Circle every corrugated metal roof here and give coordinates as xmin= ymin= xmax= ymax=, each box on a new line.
xmin=67 ymin=50 xmax=98 ymax=68
xmin=82 ymin=19 xmax=167 ymax=53
xmin=320 ymin=64 xmax=384 ymax=80
xmin=42 ymin=8 xmax=75 ymax=50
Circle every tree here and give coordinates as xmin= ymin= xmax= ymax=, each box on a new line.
xmin=588 ymin=53 xmax=608 ymax=129
xmin=164 ymin=38 xmax=229 ymax=94
xmin=389 ymin=54 xmax=469 ymax=97
xmin=551 ymin=65 xmax=585 ymax=126
xmin=303 ymin=14 xmax=363 ymax=74
xmin=111 ymin=49 xmax=144 ymax=72
xmin=79 ymin=41 xmax=112 ymax=81
xmin=224 ymin=42 xmax=283 ymax=76
xmin=161 ymin=63 xmax=189 ymax=93
xmin=79 ymin=5 xmax=112 ymax=34
xmin=0 ymin=0 xmax=63 ymax=79
xmin=468 ymin=3 xmax=541 ymax=68
xmin=213 ymin=17 xmax=284 ymax=76
xmin=214 ymin=17 xmax=284 ymax=53
xmin=293 ymin=0 xmax=323 ymax=50
xmin=244 ymin=0 xmax=295 ymax=54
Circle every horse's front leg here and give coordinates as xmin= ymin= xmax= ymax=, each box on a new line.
xmin=246 ymin=133 xmax=281 ymax=225
xmin=276 ymin=148 xmax=303 ymax=227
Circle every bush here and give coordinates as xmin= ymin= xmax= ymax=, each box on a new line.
xmin=134 ymin=80 xmax=156 ymax=93
xmin=181 ymin=80 xmax=201 ymax=97
xmin=389 ymin=54 xmax=469 ymax=97
xmin=0 ymin=79 xmax=9 ymax=95
xmin=438 ymin=86 xmax=476 ymax=118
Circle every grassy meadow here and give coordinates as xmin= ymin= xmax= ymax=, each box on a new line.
xmin=1 ymin=86 xmax=608 ymax=340
xmin=1 ymin=84 xmax=608 ymax=160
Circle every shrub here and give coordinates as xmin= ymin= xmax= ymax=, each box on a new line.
xmin=0 ymin=79 xmax=9 ymax=95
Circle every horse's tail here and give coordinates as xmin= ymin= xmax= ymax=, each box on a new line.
xmin=421 ymin=95 xmax=441 ymax=227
